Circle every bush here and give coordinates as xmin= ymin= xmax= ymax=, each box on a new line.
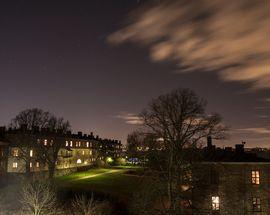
xmin=69 ymin=195 xmax=111 ymax=215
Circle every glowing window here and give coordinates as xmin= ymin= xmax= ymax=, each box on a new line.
xmin=30 ymin=149 xmax=33 ymax=157
xmin=79 ymin=142 xmax=81 ymax=147
xmin=44 ymin=139 xmax=47 ymax=146
xmin=12 ymin=162 xmax=18 ymax=168
xmin=77 ymin=159 xmax=82 ymax=164
xmin=65 ymin=141 xmax=69 ymax=147
xmin=212 ymin=196 xmax=220 ymax=211
xmin=90 ymin=150 xmax=92 ymax=156
xmin=86 ymin=142 xmax=89 ymax=147
xmin=252 ymin=198 xmax=261 ymax=212
xmin=252 ymin=171 xmax=260 ymax=184
xmin=13 ymin=149 xmax=19 ymax=157
xmin=82 ymin=150 xmax=85 ymax=155
xmin=70 ymin=141 xmax=73 ymax=147
xmin=30 ymin=162 xmax=32 ymax=168
xmin=36 ymin=162 xmax=40 ymax=168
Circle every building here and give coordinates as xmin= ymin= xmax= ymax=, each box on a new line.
xmin=192 ymin=137 xmax=270 ymax=215
xmin=0 ymin=125 xmax=122 ymax=176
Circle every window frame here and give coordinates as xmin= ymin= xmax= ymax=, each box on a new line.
xmin=252 ymin=197 xmax=261 ymax=212
xmin=251 ymin=170 xmax=260 ymax=185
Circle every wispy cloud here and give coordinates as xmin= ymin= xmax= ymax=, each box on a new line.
xmin=115 ymin=112 xmax=143 ymax=125
xmin=108 ymin=0 xmax=270 ymax=90
xmin=234 ymin=127 xmax=270 ymax=134
xmin=257 ymin=115 xmax=269 ymax=119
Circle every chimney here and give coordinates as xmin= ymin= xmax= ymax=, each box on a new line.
xmin=78 ymin=131 xmax=82 ymax=137
xmin=235 ymin=144 xmax=244 ymax=154
xmin=0 ymin=126 xmax=6 ymax=138
xmin=207 ymin=136 xmax=212 ymax=148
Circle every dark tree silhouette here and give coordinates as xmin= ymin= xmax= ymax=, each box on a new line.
xmin=139 ymin=88 xmax=227 ymax=214
xmin=8 ymin=108 xmax=71 ymax=179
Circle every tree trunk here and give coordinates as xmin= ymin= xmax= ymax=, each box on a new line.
xmin=48 ymin=163 xmax=55 ymax=179
xmin=25 ymin=160 xmax=31 ymax=179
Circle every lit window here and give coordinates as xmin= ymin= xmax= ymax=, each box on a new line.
xmin=252 ymin=198 xmax=261 ymax=212
xmin=251 ymin=170 xmax=260 ymax=184
xmin=89 ymin=150 xmax=92 ymax=156
xmin=79 ymin=142 xmax=81 ymax=147
xmin=82 ymin=150 xmax=85 ymax=155
xmin=77 ymin=159 xmax=82 ymax=164
xmin=30 ymin=149 xmax=33 ymax=157
xmin=13 ymin=149 xmax=19 ymax=157
xmin=44 ymin=139 xmax=47 ymax=146
xmin=86 ymin=142 xmax=89 ymax=147
xmin=12 ymin=162 xmax=18 ymax=168
xmin=30 ymin=162 xmax=32 ymax=168
xmin=70 ymin=141 xmax=73 ymax=147
xmin=36 ymin=162 xmax=40 ymax=168
xmin=65 ymin=141 xmax=69 ymax=147
xmin=212 ymin=196 xmax=220 ymax=211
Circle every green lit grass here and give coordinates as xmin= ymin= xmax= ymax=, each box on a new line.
xmin=55 ymin=167 xmax=144 ymax=198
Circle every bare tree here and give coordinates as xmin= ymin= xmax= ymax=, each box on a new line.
xmin=10 ymin=108 xmax=51 ymax=130
xmin=19 ymin=182 xmax=63 ymax=215
xmin=70 ymin=195 xmax=111 ymax=215
xmin=35 ymin=135 xmax=65 ymax=179
xmin=8 ymin=108 xmax=71 ymax=179
xmin=140 ymin=88 xmax=227 ymax=214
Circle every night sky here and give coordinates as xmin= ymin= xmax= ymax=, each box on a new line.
xmin=1 ymin=0 xmax=270 ymax=147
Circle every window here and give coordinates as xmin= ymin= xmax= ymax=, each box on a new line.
xmin=13 ymin=149 xmax=19 ymax=157
xmin=252 ymin=198 xmax=261 ymax=212
xmin=36 ymin=162 xmax=40 ymax=168
xmin=12 ymin=162 xmax=18 ymax=168
xmin=89 ymin=150 xmax=92 ymax=156
xmin=65 ymin=141 xmax=69 ymax=147
xmin=82 ymin=150 xmax=85 ymax=155
xmin=30 ymin=162 xmax=33 ymax=168
xmin=44 ymin=139 xmax=47 ymax=146
xmin=212 ymin=196 xmax=220 ymax=211
xmin=70 ymin=141 xmax=73 ymax=147
xmin=251 ymin=170 xmax=260 ymax=184
xmin=86 ymin=142 xmax=89 ymax=147
xmin=30 ymin=149 xmax=33 ymax=157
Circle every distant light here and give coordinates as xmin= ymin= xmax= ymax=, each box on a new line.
xmin=106 ymin=157 xmax=113 ymax=163
xmin=77 ymin=159 xmax=82 ymax=164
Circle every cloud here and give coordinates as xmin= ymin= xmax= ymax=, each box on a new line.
xmin=108 ymin=0 xmax=270 ymax=90
xmin=115 ymin=112 xmax=143 ymax=125
xmin=234 ymin=127 xmax=270 ymax=134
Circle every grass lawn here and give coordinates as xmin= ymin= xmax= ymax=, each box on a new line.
xmin=55 ymin=166 xmax=144 ymax=199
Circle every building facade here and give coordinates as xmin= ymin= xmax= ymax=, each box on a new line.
xmin=192 ymin=138 xmax=270 ymax=215
xmin=0 ymin=126 xmax=122 ymax=176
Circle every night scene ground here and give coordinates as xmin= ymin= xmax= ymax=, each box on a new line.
xmin=1 ymin=0 xmax=270 ymax=215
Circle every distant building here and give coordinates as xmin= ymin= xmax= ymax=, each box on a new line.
xmin=0 ymin=125 xmax=122 ymax=176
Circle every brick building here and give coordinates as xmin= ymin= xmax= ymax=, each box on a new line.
xmin=192 ymin=138 xmax=270 ymax=215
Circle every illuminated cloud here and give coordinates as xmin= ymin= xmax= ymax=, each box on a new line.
xmin=235 ymin=127 xmax=270 ymax=134
xmin=115 ymin=112 xmax=143 ymax=125
xmin=108 ymin=0 xmax=270 ymax=90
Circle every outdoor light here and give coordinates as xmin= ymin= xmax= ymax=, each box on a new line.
xmin=106 ymin=157 xmax=113 ymax=163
